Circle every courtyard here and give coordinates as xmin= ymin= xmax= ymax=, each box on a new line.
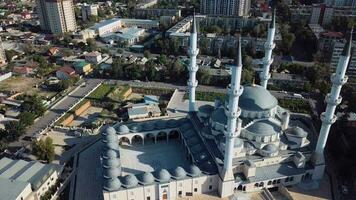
xmin=120 ymin=140 xmax=191 ymax=176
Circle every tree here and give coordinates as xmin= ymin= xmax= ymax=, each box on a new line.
xmin=18 ymin=112 xmax=36 ymax=126
xmin=32 ymin=138 xmax=55 ymax=163
xmin=4 ymin=121 xmax=25 ymax=142
xmin=86 ymin=38 xmax=97 ymax=52
xmin=21 ymin=95 xmax=46 ymax=117
xmin=143 ymin=50 xmax=151 ymax=58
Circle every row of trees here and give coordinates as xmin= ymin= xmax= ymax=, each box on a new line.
xmin=0 ymin=95 xmax=46 ymax=150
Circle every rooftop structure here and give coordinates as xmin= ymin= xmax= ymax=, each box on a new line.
xmin=0 ymin=157 xmax=62 ymax=200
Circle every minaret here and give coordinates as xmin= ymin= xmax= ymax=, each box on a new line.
xmin=222 ymin=36 xmax=244 ymax=181
xmin=187 ymin=13 xmax=199 ymax=112
xmin=260 ymin=5 xmax=276 ymax=89
xmin=312 ymin=28 xmax=353 ymax=180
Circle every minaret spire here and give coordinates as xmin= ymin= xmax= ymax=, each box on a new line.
xmin=260 ymin=3 xmax=276 ymax=89
xmin=222 ymin=36 xmax=243 ymax=181
xmin=187 ymin=13 xmax=199 ymax=112
xmin=312 ymin=28 xmax=353 ymax=180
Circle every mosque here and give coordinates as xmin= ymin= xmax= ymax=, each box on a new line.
xmin=99 ymin=7 xmax=353 ymax=200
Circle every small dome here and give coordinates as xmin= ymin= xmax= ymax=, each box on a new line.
xmin=246 ymin=120 xmax=280 ymax=136
xmin=187 ymin=165 xmax=201 ymax=177
xmin=104 ymin=133 xmax=117 ymax=143
xmin=200 ymin=161 xmax=217 ymax=174
xmin=210 ymin=107 xmax=227 ymax=125
xmin=142 ymin=122 xmax=155 ymax=131
xmin=118 ymin=125 xmax=130 ymax=133
xmin=103 ymin=167 xmax=121 ymax=178
xmin=156 ymin=169 xmax=171 ymax=182
xmin=106 ymin=126 xmax=117 ymax=135
xmin=140 ymin=172 xmax=155 ymax=185
xmin=103 ymin=177 xmax=121 ymax=191
xmin=239 ymin=85 xmax=278 ymax=111
xmin=106 ymin=141 xmax=119 ymax=150
xmin=103 ymin=149 xmax=117 ymax=159
xmin=167 ymin=119 xmax=177 ymax=128
xmin=172 ymin=167 xmax=186 ymax=179
xmin=286 ymin=127 xmax=307 ymax=138
xmin=198 ymin=105 xmax=214 ymax=115
xmin=155 ymin=120 xmax=167 ymax=129
xmin=262 ymin=144 xmax=278 ymax=153
xmin=129 ymin=124 xmax=141 ymax=132
xmin=103 ymin=157 xmax=120 ymax=168
xmin=123 ymin=174 xmax=138 ymax=188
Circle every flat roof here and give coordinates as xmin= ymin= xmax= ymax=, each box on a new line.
xmin=0 ymin=157 xmax=61 ymax=190
xmin=0 ymin=177 xmax=31 ymax=200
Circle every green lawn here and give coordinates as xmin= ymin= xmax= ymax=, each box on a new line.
xmin=279 ymin=99 xmax=311 ymax=114
xmin=184 ymin=91 xmax=226 ymax=102
xmin=87 ymin=84 xmax=115 ymax=101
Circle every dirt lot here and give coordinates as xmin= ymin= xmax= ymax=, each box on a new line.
xmin=0 ymin=76 xmax=56 ymax=98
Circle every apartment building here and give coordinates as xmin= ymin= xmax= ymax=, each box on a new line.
xmin=330 ymin=40 xmax=356 ymax=79
xmin=82 ymin=3 xmax=98 ymax=21
xmin=37 ymin=0 xmax=76 ymax=34
xmin=200 ymin=0 xmax=251 ymax=17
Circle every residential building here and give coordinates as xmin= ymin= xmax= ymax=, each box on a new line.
xmin=0 ymin=37 xmax=6 ymax=64
xmin=85 ymin=51 xmax=102 ymax=64
xmin=101 ymin=27 xmax=145 ymax=45
xmin=269 ymin=72 xmax=309 ymax=88
xmin=37 ymin=0 xmax=77 ymax=34
xmin=200 ymin=0 xmax=251 ymax=17
xmin=325 ymin=0 xmax=356 ymax=7
xmin=134 ymin=8 xmax=181 ymax=19
xmin=0 ymin=157 xmax=62 ymax=200
xmin=330 ymin=40 xmax=356 ymax=79
xmin=136 ymin=0 xmax=158 ymax=9
xmin=87 ymin=18 xmax=158 ymax=37
xmin=72 ymin=61 xmax=92 ymax=75
xmin=56 ymin=66 xmax=75 ymax=80
xmin=12 ymin=66 xmax=33 ymax=76
xmin=82 ymin=3 xmax=98 ymax=21
xmin=318 ymin=31 xmax=343 ymax=57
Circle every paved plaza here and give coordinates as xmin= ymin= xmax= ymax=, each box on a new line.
xmin=120 ymin=140 xmax=191 ymax=176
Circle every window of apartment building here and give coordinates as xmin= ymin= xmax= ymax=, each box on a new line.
xmin=178 ymin=191 xmax=182 ymax=196
xmin=194 ymin=188 xmax=198 ymax=192
xmin=209 ymin=185 xmax=213 ymax=190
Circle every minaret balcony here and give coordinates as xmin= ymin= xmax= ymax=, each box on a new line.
xmin=320 ymin=112 xmax=337 ymax=124
xmin=188 ymin=66 xmax=198 ymax=72
xmin=262 ymin=58 xmax=274 ymax=66
xmin=325 ymin=94 xmax=342 ymax=105
xmin=189 ymin=49 xmax=199 ymax=56
xmin=331 ymin=74 xmax=348 ymax=85
xmin=187 ymin=80 xmax=198 ymax=87
xmin=227 ymin=85 xmax=243 ymax=97
xmin=259 ymin=73 xmax=271 ymax=80
xmin=264 ymin=43 xmax=275 ymax=50
xmin=224 ymin=107 xmax=241 ymax=119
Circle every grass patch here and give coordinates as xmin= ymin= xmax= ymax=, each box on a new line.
xmin=107 ymin=85 xmax=131 ymax=102
xmin=87 ymin=84 xmax=115 ymax=101
xmin=279 ymin=99 xmax=311 ymax=114
xmin=184 ymin=91 xmax=226 ymax=102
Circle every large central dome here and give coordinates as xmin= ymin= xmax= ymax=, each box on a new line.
xmin=239 ymin=85 xmax=278 ymax=111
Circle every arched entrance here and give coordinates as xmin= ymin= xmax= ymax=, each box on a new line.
xmin=168 ymin=130 xmax=180 ymax=140
xmin=132 ymin=135 xmax=144 ymax=146
xmin=119 ymin=137 xmax=130 ymax=146
xmin=145 ymin=133 xmax=155 ymax=144
xmin=156 ymin=132 xmax=167 ymax=142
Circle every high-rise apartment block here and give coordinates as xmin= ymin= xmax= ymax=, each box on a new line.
xmin=200 ymin=0 xmax=251 ymax=17
xmin=82 ymin=3 xmax=98 ymax=21
xmin=37 ymin=0 xmax=77 ymax=34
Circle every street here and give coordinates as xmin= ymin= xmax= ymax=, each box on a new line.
xmin=9 ymin=78 xmax=102 ymax=148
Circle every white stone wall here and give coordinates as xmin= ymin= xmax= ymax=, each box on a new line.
xmin=104 ymin=174 xmax=219 ymax=200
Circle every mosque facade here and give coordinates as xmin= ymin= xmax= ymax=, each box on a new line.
xmin=99 ymin=8 xmax=353 ymax=200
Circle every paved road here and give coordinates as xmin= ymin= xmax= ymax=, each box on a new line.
xmin=9 ymin=79 xmax=102 ymax=148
